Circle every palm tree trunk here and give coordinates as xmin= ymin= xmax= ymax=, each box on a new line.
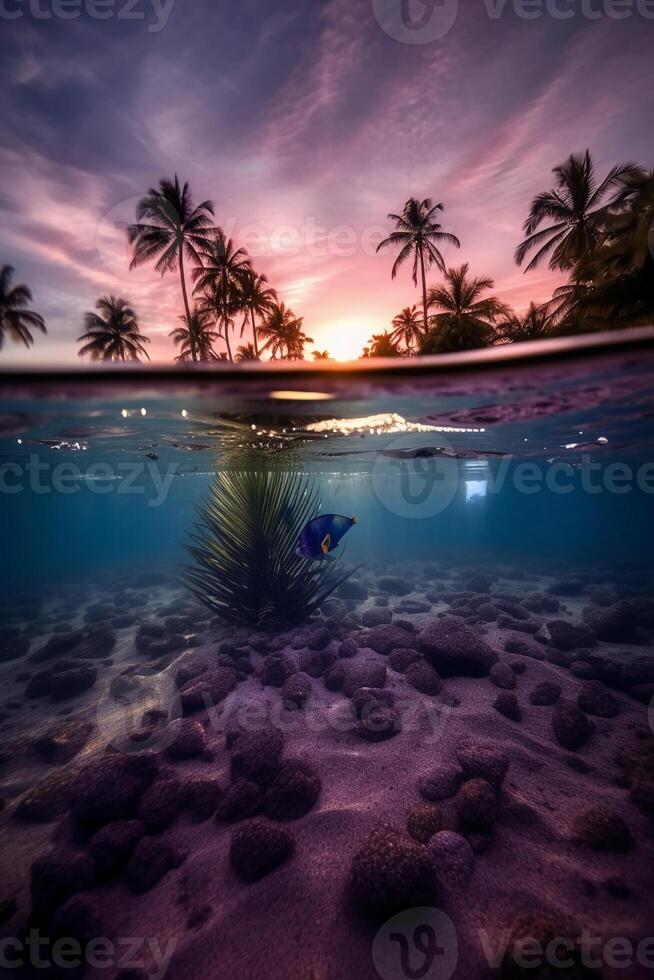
xmin=222 ymin=298 xmax=233 ymax=362
xmin=419 ymin=246 xmax=428 ymax=335
xmin=250 ymin=305 xmax=259 ymax=358
xmin=178 ymin=249 xmax=197 ymax=363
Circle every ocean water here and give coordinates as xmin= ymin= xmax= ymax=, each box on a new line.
xmin=1 ymin=336 xmax=654 ymax=980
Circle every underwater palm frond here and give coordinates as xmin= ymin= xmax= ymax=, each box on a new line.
xmin=183 ymin=468 xmax=355 ymax=629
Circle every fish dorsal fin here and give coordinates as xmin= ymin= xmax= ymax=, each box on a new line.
xmin=321 ymin=533 xmax=331 ymax=554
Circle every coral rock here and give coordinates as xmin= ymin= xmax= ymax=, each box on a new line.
xmin=388 ymin=648 xmax=423 ymax=673
xmin=428 ymin=831 xmax=475 ymax=887
xmin=125 ymin=837 xmax=183 ymax=895
xmin=493 ymin=692 xmax=522 ymax=722
xmin=70 ymin=752 xmax=158 ymax=828
xmin=183 ymin=777 xmax=223 ymax=822
xmin=365 ymin=624 xmax=417 ymax=656
xmin=230 ymin=729 xmax=284 ymax=786
xmin=419 ymin=765 xmax=463 ymax=802
xmin=405 ymin=661 xmax=442 ymax=695
xmin=31 ymin=851 xmax=95 ymax=922
xmin=89 ymin=820 xmax=145 ymax=877
xmin=455 ymin=779 xmax=497 ymax=831
xmin=137 ymin=778 xmax=183 ymax=833
xmin=357 ymin=706 xmax=401 ymax=742
xmin=229 ymin=819 xmax=295 ymax=883
xmin=164 ymin=718 xmax=207 ymax=759
xmin=349 ymin=828 xmax=433 ymax=919
xmin=456 ymin=743 xmax=509 ymax=790
xmin=552 ymin=702 xmax=592 ymax=751
xmin=264 ymin=762 xmax=321 ymax=821
xmin=216 ymin=779 xmax=263 ymax=822
xmin=180 ymin=667 xmax=237 ymax=713
xmin=343 ymin=659 xmax=387 ymax=698
xmin=547 ymin=619 xmax=597 ymax=652
xmin=406 ymin=803 xmax=441 ymax=843
xmin=529 ymin=682 xmax=562 ymax=706
xmin=418 ymin=618 xmax=497 ymax=677
xmin=577 ymin=681 xmax=619 ymax=718
xmin=281 ymin=672 xmax=313 ymax=709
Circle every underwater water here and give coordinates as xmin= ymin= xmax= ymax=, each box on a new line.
xmin=1 ymin=338 xmax=654 ymax=980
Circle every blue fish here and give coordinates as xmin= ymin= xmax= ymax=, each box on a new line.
xmin=296 ymin=514 xmax=357 ymax=560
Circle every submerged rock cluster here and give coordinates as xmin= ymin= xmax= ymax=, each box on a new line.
xmin=0 ymin=557 xmax=652 ymax=978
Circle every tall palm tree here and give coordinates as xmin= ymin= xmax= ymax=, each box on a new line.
xmin=390 ymin=305 xmax=424 ymax=353
xmin=193 ymin=232 xmax=251 ymax=362
xmin=377 ymin=197 xmax=460 ymax=333
xmin=236 ymin=343 xmax=258 ymax=361
xmin=127 ymin=175 xmax=217 ymax=362
xmin=361 ymin=331 xmax=402 ymax=358
xmin=497 ymin=302 xmax=554 ymax=343
xmin=543 ymin=165 xmax=654 ymax=335
xmin=600 ymin=166 xmax=654 ymax=276
xmin=238 ymin=269 xmax=277 ymax=359
xmin=259 ymin=303 xmax=312 ymax=360
xmin=170 ymin=309 xmax=221 ymax=362
xmin=515 ymin=151 xmax=639 ymax=273
xmin=78 ymin=296 xmax=150 ymax=361
xmin=0 ymin=265 xmax=46 ymax=350
xmin=422 ymin=264 xmax=510 ymax=354
xmin=312 ymin=350 xmax=331 ymax=360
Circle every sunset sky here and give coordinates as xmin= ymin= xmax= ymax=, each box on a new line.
xmin=0 ymin=0 xmax=652 ymax=363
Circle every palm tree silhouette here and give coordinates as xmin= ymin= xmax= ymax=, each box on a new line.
xmin=127 ymin=175 xmax=216 ymax=362
xmin=78 ymin=296 xmax=150 ymax=361
xmin=422 ymin=264 xmax=509 ymax=353
xmin=259 ymin=303 xmax=312 ymax=359
xmin=193 ymin=232 xmax=251 ymax=362
xmin=361 ymin=331 xmax=402 ymax=358
xmin=515 ymin=151 xmax=639 ymax=272
xmin=238 ymin=269 xmax=277 ymax=359
xmin=312 ymin=350 xmax=331 ymax=360
xmin=600 ymin=166 xmax=654 ymax=276
xmin=497 ymin=302 xmax=554 ymax=343
xmin=0 ymin=265 xmax=46 ymax=350
xmin=377 ymin=197 xmax=460 ymax=333
xmin=170 ymin=309 xmax=221 ymax=362
xmin=236 ymin=343 xmax=258 ymax=361
xmin=390 ymin=305 xmax=424 ymax=353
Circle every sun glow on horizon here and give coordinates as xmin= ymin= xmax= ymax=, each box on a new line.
xmin=313 ymin=316 xmax=377 ymax=361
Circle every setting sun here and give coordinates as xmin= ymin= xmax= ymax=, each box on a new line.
xmin=312 ymin=317 xmax=377 ymax=361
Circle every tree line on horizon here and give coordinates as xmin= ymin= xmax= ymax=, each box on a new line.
xmin=1 ymin=150 xmax=652 ymax=362
xmin=364 ymin=152 xmax=653 ymax=357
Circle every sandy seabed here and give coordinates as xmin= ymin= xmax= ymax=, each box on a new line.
xmin=0 ymin=560 xmax=653 ymax=980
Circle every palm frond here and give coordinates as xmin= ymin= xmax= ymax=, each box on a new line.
xmin=183 ymin=468 xmax=356 ymax=629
